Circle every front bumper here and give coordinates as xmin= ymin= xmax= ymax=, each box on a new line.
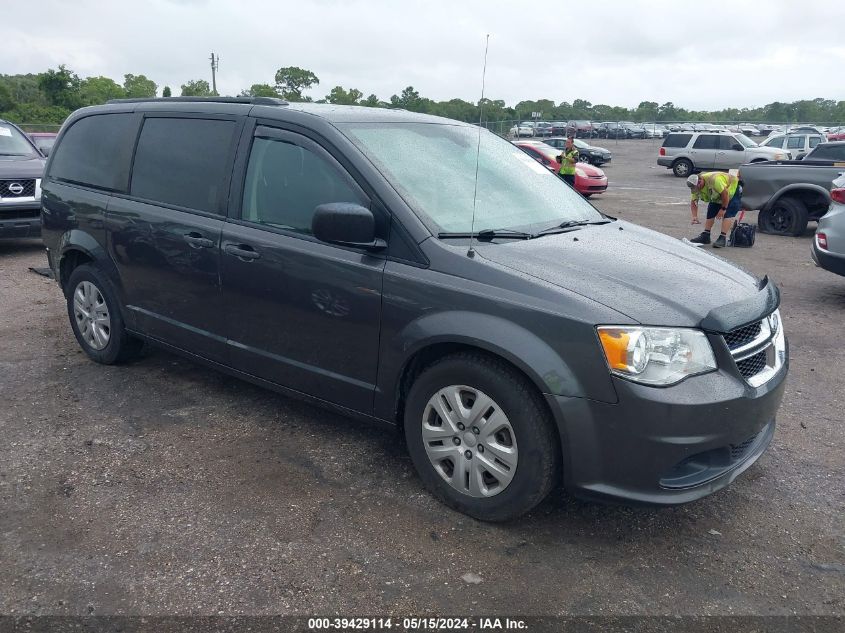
xmin=545 ymin=358 xmax=788 ymax=505
xmin=0 ymin=200 xmax=41 ymax=239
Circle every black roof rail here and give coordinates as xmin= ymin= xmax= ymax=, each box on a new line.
xmin=106 ymin=96 xmax=289 ymax=106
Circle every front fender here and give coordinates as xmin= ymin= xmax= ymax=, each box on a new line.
xmin=373 ymin=310 xmax=618 ymax=423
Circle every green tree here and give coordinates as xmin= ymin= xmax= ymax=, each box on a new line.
xmin=37 ymin=65 xmax=81 ymax=109
xmin=325 ymin=86 xmax=363 ymax=105
xmin=0 ymin=83 xmax=14 ymax=112
xmin=633 ymin=101 xmax=659 ymax=122
xmin=180 ymin=79 xmax=213 ymax=97
xmin=361 ymin=93 xmax=381 ymax=108
xmin=78 ymin=76 xmax=125 ymax=105
xmin=240 ymin=83 xmax=279 ymax=98
xmin=123 ymin=74 xmax=157 ymax=98
xmin=162 ymin=86 xmax=172 ymax=97
xmin=273 ymin=67 xmax=319 ymax=101
xmin=390 ymin=86 xmax=422 ymax=110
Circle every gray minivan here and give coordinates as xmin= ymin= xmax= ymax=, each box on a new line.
xmin=41 ymin=98 xmax=788 ymax=521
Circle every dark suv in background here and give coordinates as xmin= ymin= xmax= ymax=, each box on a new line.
xmin=0 ymin=119 xmax=45 ymax=240
xmin=41 ymin=98 xmax=788 ymax=521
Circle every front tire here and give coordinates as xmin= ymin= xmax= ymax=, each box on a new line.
xmin=65 ymin=264 xmax=143 ymax=364
xmin=672 ymin=158 xmax=693 ymax=177
xmin=404 ymin=353 xmax=560 ymax=522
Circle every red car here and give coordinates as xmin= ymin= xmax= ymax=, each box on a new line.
xmin=27 ymin=132 xmax=58 ymax=157
xmin=828 ymin=129 xmax=845 ymax=141
xmin=513 ymin=140 xmax=608 ymax=197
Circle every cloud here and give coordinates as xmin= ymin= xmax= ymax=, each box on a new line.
xmin=1 ymin=0 xmax=842 ymax=110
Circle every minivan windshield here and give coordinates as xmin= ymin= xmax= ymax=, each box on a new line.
xmin=339 ymin=123 xmax=602 ymax=233
xmin=0 ymin=123 xmax=38 ymax=157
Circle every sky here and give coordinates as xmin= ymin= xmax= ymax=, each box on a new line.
xmin=3 ymin=0 xmax=844 ymax=111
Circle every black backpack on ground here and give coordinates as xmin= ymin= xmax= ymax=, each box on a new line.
xmin=730 ymin=211 xmax=756 ymax=248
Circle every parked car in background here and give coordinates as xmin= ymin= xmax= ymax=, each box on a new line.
xmin=533 ymin=121 xmax=553 ymax=137
xmin=0 ymin=118 xmax=45 ymax=240
xmin=621 ymin=122 xmax=646 ymax=139
xmin=598 ymin=122 xmax=627 ymax=139
xmin=827 ymin=128 xmax=845 ymax=141
xmin=544 ymin=137 xmax=612 ymax=166
xmin=641 ymin=124 xmax=665 ymax=139
xmin=739 ymin=124 xmax=760 ymax=136
xmin=513 ymin=140 xmax=608 ymax=196
xmin=812 ymin=174 xmax=845 ymax=277
xmin=566 ymin=120 xmax=595 ymax=138
xmin=658 ymin=131 xmax=786 ymax=177
xmin=738 ymin=160 xmax=845 ymax=235
xmin=550 ymin=121 xmax=568 ymax=135
xmin=509 ymin=123 xmax=535 ymax=138
xmin=788 ymin=126 xmax=827 ymax=137
xmin=760 ymin=133 xmax=825 ymax=160
xmin=27 ymin=132 xmax=58 ymax=157
xmin=801 ymin=141 xmax=845 ymax=162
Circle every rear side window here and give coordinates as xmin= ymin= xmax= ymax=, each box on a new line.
xmin=692 ymin=135 xmax=718 ymax=149
xmin=48 ymin=114 xmax=136 ymax=191
xmin=130 ymin=117 xmax=237 ymax=214
xmin=662 ymin=133 xmax=691 ymax=148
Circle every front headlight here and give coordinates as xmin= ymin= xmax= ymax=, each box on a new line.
xmin=597 ymin=326 xmax=717 ymax=386
xmin=575 ymin=167 xmax=586 ymax=177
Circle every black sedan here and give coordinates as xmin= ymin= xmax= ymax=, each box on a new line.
xmin=544 ymin=137 xmax=612 ymax=166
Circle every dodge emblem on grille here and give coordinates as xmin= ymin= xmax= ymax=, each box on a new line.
xmin=7 ymin=182 xmax=24 ymax=195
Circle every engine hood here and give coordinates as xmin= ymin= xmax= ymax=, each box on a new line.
xmin=748 ymin=146 xmax=784 ymax=157
xmin=475 ymin=221 xmax=763 ymax=329
xmin=0 ymin=155 xmax=46 ymax=179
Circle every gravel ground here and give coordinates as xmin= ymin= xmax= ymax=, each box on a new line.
xmin=0 ymin=139 xmax=843 ymax=618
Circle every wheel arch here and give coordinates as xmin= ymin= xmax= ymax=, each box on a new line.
xmin=762 ymin=184 xmax=830 ymax=217
xmin=375 ymin=311 xmax=592 ymax=428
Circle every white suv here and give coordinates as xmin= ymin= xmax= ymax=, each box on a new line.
xmin=658 ymin=131 xmax=788 ymax=177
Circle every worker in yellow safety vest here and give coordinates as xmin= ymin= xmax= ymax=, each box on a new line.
xmin=687 ymin=171 xmax=742 ymax=248
xmin=557 ymin=137 xmax=579 ymax=188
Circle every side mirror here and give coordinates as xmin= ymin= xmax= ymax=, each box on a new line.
xmin=732 ymin=144 xmax=744 ymax=151
xmin=312 ymin=203 xmax=385 ymax=251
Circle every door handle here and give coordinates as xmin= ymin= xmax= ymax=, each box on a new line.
xmin=224 ymin=243 xmax=261 ymax=261
xmin=183 ymin=232 xmax=215 ymax=248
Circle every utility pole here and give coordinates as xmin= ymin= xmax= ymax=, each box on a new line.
xmin=209 ymin=52 xmax=219 ymax=95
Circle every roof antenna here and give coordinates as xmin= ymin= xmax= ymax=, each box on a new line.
xmin=467 ymin=33 xmax=490 ymax=259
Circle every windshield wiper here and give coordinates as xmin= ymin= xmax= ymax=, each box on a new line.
xmin=438 ymin=229 xmax=533 ymax=241
xmin=534 ymin=218 xmax=613 ymax=236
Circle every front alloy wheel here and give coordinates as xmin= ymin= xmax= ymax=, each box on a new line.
xmin=422 ymin=385 xmax=518 ymax=498
xmin=73 ymin=280 xmax=111 ymax=350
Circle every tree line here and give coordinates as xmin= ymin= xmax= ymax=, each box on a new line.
xmin=2 ymin=65 xmax=843 ymax=126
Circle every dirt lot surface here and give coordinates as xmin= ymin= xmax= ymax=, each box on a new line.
xmin=1 ymin=139 xmax=843 ymax=618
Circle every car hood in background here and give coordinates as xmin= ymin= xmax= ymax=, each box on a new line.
xmin=0 ymin=155 xmax=46 ymax=179
xmin=476 ymin=221 xmax=761 ymax=328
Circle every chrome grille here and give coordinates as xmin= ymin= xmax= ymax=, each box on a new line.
xmin=736 ymin=350 xmax=767 ymax=379
xmin=724 ymin=321 xmax=762 ymax=350
xmin=0 ymin=179 xmax=36 ymax=198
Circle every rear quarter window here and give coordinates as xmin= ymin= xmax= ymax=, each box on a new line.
xmin=662 ymin=134 xmax=692 ymax=148
xmin=47 ymin=114 xmax=137 ymax=191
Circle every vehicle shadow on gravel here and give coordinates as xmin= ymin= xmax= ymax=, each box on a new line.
xmin=97 ymin=346 xmax=742 ymax=542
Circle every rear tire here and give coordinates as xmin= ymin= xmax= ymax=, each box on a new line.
xmin=65 ymin=264 xmax=143 ymax=364
xmin=672 ymin=159 xmax=693 ymax=177
xmin=404 ymin=352 xmax=560 ymax=522
xmin=758 ymin=197 xmax=809 ymax=236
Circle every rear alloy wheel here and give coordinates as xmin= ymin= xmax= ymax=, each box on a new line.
xmin=673 ymin=159 xmax=693 ymax=177
xmin=404 ymin=353 xmax=560 ymax=521
xmin=758 ymin=197 xmax=809 ymax=236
